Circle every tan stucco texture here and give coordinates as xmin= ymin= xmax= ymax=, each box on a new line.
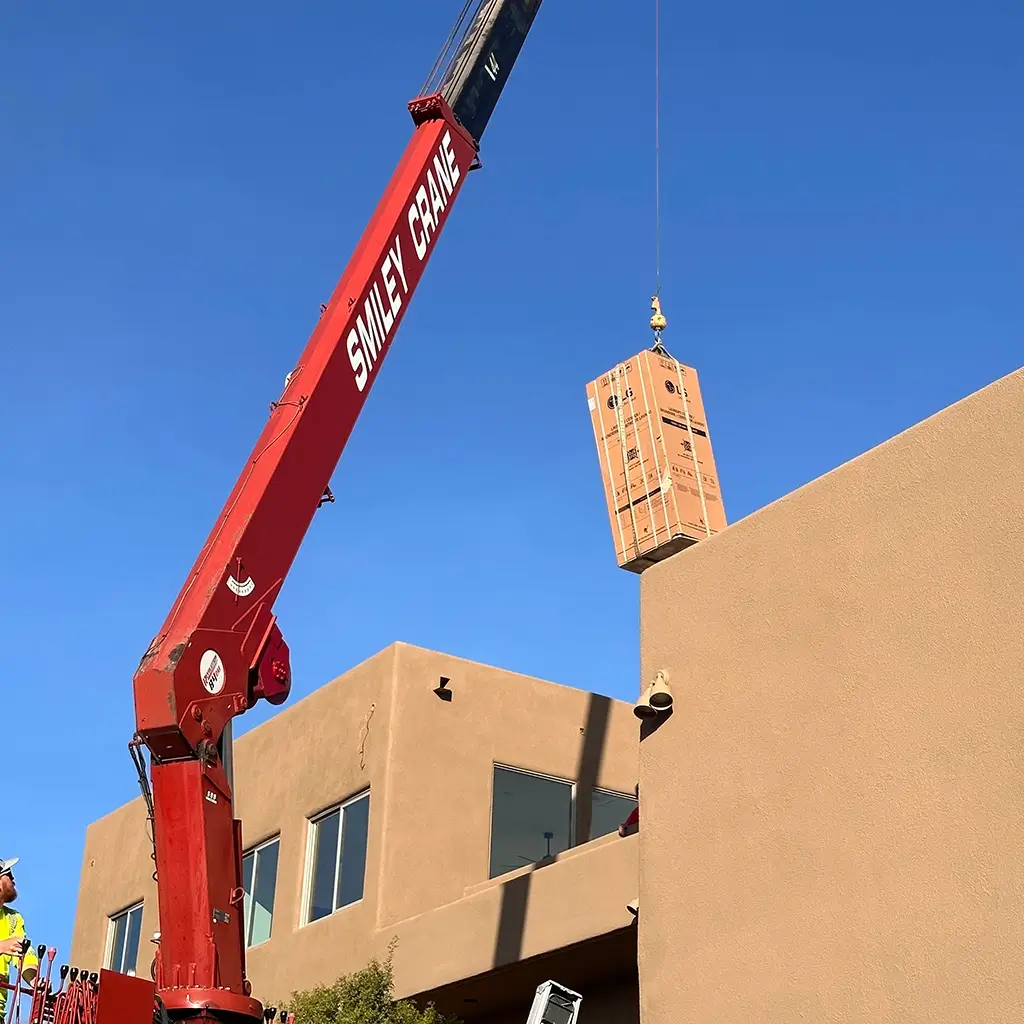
xmin=639 ymin=366 xmax=1024 ymax=1022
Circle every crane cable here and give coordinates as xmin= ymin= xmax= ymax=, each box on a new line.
xmin=655 ymin=0 xmax=661 ymax=299
xmin=650 ymin=0 xmax=668 ymax=351
xmin=421 ymin=0 xmax=475 ymax=96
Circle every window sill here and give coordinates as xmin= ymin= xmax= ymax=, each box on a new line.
xmin=299 ymin=898 xmax=364 ymax=930
xmin=465 ymin=830 xmax=629 ymax=898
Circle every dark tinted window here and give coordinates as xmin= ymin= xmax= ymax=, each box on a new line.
xmin=489 ymin=766 xmax=573 ymax=878
xmin=306 ymin=792 xmax=371 ymax=923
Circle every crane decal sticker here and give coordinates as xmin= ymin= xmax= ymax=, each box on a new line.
xmin=200 ymin=650 xmax=226 ymax=695
xmin=227 ymin=573 xmax=255 ymax=597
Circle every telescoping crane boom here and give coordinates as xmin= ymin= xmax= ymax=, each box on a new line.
xmin=53 ymin=4 xmax=545 ymax=1023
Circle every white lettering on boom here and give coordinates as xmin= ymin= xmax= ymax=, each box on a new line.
xmin=408 ymin=130 xmax=461 ymax=261
xmin=349 ymin=131 xmax=462 ymax=392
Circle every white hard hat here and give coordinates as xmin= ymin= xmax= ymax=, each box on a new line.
xmin=0 ymin=858 xmax=18 ymax=876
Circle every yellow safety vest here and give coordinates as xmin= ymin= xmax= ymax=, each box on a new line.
xmin=0 ymin=907 xmax=38 ymax=1013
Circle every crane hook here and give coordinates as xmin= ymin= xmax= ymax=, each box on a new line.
xmin=650 ymin=295 xmax=667 ymax=334
xmin=650 ymin=295 xmax=668 ymax=354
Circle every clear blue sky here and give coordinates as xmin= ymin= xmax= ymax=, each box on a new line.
xmin=1 ymin=0 xmax=1020 ymax=963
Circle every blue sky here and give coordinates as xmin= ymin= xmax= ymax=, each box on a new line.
xmin=1 ymin=0 xmax=1020 ymax=964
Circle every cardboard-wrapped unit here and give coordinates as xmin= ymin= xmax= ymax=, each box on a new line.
xmin=586 ymin=348 xmax=727 ymax=573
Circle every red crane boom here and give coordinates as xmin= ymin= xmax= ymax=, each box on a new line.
xmin=109 ymin=3 xmax=544 ymax=1022
xmin=134 ymin=99 xmax=478 ymax=1022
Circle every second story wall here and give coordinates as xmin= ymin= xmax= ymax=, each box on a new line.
xmin=378 ymin=645 xmax=640 ymax=927
xmin=234 ymin=644 xmax=397 ymax=975
xmin=70 ymin=644 xmax=397 ymax=980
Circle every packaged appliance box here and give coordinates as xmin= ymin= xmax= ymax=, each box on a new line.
xmin=586 ymin=348 xmax=727 ymax=573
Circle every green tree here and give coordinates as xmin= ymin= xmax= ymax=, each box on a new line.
xmin=279 ymin=944 xmax=462 ymax=1024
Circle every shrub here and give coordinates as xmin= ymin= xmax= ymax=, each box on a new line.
xmin=280 ymin=944 xmax=461 ymax=1024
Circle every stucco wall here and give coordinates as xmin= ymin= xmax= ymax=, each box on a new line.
xmin=71 ymin=644 xmax=640 ymax=1009
xmin=638 ymin=367 xmax=1024 ymax=1022
xmin=378 ymin=644 xmax=639 ymax=929
xmin=381 ymin=835 xmax=637 ymax=1005
xmin=72 ymin=796 xmax=158 ymax=979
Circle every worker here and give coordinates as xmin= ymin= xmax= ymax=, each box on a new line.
xmin=0 ymin=858 xmax=38 ymax=1017
xmin=617 ymin=783 xmax=640 ymax=837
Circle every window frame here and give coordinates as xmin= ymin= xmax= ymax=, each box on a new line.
xmin=241 ymin=833 xmax=281 ymax=949
xmin=300 ymin=788 xmax=370 ymax=926
xmin=104 ymin=901 xmax=144 ymax=976
xmin=488 ymin=763 xmax=577 ymax=878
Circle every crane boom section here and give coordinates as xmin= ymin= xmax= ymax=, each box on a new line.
xmin=439 ymin=0 xmax=544 ymax=143
xmin=133 ymin=104 xmax=477 ymax=762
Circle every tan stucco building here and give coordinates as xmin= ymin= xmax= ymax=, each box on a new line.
xmin=637 ymin=366 xmax=1024 ymax=1021
xmin=74 ymin=365 xmax=1024 ymax=1022
xmin=72 ymin=645 xmax=643 ymax=1021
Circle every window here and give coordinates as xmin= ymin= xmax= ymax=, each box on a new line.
xmin=590 ymin=787 xmax=638 ymax=841
xmin=106 ymin=902 xmax=143 ymax=976
xmin=489 ymin=765 xmax=573 ymax=879
xmin=304 ymin=791 xmax=370 ymax=924
xmin=241 ymin=836 xmax=280 ymax=947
